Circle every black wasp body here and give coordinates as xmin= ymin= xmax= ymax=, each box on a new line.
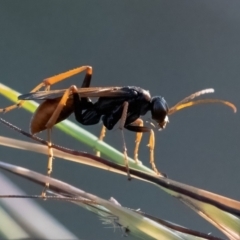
xmin=73 ymin=86 xmax=169 ymax=133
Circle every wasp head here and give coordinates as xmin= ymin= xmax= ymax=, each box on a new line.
xmin=151 ymin=96 xmax=169 ymax=129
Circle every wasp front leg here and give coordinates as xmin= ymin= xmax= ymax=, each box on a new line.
xmin=125 ymin=122 xmax=160 ymax=176
xmin=125 ymin=120 xmax=149 ymax=163
xmin=129 ymin=119 xmax=144 ymax=164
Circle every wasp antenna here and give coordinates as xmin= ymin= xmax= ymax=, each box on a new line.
xmin=168 ymin=88 xmax=215 ymax=115
xmin=176 ymin=88 xmax=214 ymax=106
xmin=169 ymin=99 xmax=237 ymax=115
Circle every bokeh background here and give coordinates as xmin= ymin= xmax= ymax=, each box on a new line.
xmin=0 ymin=1 xmax=240 ymax=239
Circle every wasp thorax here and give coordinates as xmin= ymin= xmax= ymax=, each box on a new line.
xmin=151 ymin=96 xmax=169 ymax=129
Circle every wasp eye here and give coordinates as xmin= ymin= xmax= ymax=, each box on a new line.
xmin=151 ymin=96 xmax=169 ymax=128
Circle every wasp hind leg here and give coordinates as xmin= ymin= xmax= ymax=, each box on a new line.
xmin=41 ymin=129 xmax=54 ymax=197
xmin=40 ymin=86 xmax=77 ymax=196
xmin=41 ymin=83 xmax=91 ymax=196
xmin=0 ymin=65 xmax=92 ymax=114
xmin=38 ymin=66 xmax=92 ymax=195
xmin=0 ymin=66 xmax=93 ymax=196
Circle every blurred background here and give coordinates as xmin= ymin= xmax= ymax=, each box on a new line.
xmin=0 ymin=1 xmax=240 ymax=239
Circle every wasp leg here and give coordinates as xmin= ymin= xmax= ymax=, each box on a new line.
xmin=125 ymin=124 xmax=160 ymax=175
xmin=40 ymin=67 xmax=92 ymax=196
xmin=119 ymin=101 xmax=131 ymax=180
xmin=41 ymin=85 xmax=88 ymax=196
xmin=96 ymin=125 xmax=106 ymax=157
xmin=130 ymin=119 xmax=144 ymax=164
xmin=43 ymin=65 xmax=92 ymax=86
xmin=147 ymin=129 xmax=159 ymax=175
xmin=99 ymin=102 xmax=131 ymax=179
xmin=47 ymin=129 xmax=54 ymax=177
xmin=125 ymin=122 xmax=149 ymax=164
xmin=41 ymin=129 xmax=54 ymax=197
xmin=0 ymin=66 xmax=92 ymax=196
xmin=0 ymin=65 xmax=92 ymax=113
xmin=0 ymin=82 xmax=46 ymax=113
xmin=45 ymin=86 xmax=76 ymax=129
xmin=45 ymin=64 xmax=93 ymax=129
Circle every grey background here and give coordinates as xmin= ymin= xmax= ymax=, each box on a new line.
xmin=0 ymin=1 xmax=240 ymax=239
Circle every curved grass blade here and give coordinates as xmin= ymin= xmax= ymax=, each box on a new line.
xmin=0 ymin=172 xmax=77 ymax=239
xmin=0 ymin=161 xmax=226 ymax=240
xmin=0 ymin=135 xmax=240 ymax=239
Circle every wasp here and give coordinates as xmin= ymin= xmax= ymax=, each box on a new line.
xmin=0 ymin=66 xmax=237 ymax=181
